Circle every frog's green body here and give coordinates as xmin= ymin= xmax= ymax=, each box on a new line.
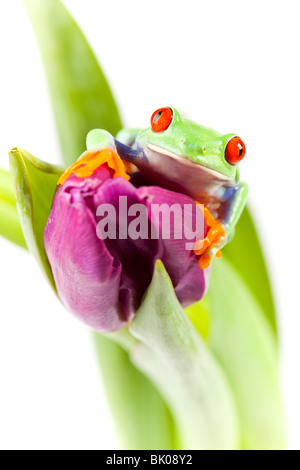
xmin=86 ymin=107 xmax=248 ymax=252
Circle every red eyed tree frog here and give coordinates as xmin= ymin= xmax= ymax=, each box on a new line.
xmin=58 ymin=107 xmax=248 ymax=269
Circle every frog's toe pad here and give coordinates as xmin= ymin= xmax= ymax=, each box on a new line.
xmin=86 ymin=129 xmax=114 ymax=151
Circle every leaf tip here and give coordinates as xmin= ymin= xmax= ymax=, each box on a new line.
xmin=8 ymin=147 xmax=28 ymax=166
xmin=9 ymin=147 xmax=19 ymax=155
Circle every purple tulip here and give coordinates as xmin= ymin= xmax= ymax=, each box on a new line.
xmin=44 ymin=166 xmax=210 ymax=332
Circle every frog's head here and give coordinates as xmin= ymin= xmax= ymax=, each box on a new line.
xmin=135 ymin=107 xmax=246 ymax=183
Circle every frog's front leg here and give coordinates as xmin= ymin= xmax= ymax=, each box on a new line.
xmin=194 ymin=182 xmax=249 ymax=269
xmin=57 ymin=130 xmax=130 ymax=185
xmin=221 ymin=182 xmax=249 ymax=239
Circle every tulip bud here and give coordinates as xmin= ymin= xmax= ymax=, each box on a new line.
xmin=44 ymin=166 xmax=209 ymax=332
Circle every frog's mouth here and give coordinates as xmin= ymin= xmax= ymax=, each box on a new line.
xmin=146 ymin=143 xmax=230 ymax=181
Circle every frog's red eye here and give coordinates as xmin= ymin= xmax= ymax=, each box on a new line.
xmin=225 ymin=137 xmax=246 ymax=165
xmin=151 ymin=107 xmax=173 ymax=133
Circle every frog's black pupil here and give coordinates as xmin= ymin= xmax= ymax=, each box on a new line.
xmin=238 ymin=143 xmax=243 ymax=158
xmin=154 ymin=111 xmax=163 ymax=123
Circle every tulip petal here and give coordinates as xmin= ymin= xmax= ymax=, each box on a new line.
xmin=9 ymin=148 xmax=64 ymax=289
xmin=130 ymin=261 xmax=239 ymax=450
xmin=136 ymin=186 xmax=209 ymax=306
xmin=44 ymin=186 xmax=125 ymax=332
xmin=92 ymin=177 xmax=159 ymax=317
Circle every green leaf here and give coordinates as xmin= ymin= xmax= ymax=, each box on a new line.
xmin=0 ymin=167 xmax=18 ymax=205
xmin=94 ymin=333 xmax=179 ymax=450
xmin=130 ymin=261 xmax=239 ymax=450
xmin=205 ymin=258 xmax=285 ymax=449
xmin=9 ymin=148 xmax=64 ymax=289
xmin=224 ymin=206 xmax=277 ymax=335
xmin=0 ymin=168 xmax=26 ymax=248
xmin=185 ymin=294 xmax=210 ymax=341
xmin=0 ymin=198 xmax=27 ymax=249
xmin=24 ymin=0 xmax=122 ymax=166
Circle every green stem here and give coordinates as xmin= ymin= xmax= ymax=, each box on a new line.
xmin=93 ymin=333 xmax=179 ymax=450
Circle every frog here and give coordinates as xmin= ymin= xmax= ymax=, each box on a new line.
xmin=58 ymin=107 xmax=248 ymax=269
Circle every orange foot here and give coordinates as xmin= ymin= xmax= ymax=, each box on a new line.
xmin=194 ymin=205 xmax=226 ymax=269
xmin=57 ymin=148 xmax=131 ymax=186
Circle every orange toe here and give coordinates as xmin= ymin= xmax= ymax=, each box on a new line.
xmin=199 ymin=252 xmax=212 ymax=269
xmin=193 ymin=204 xmax=226 ymax=269
xmin=57 ymin=148 xmax=130 ymax=186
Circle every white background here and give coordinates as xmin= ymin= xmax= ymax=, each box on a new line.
xmin=0 ymin=0 xmax=299 ymax=450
